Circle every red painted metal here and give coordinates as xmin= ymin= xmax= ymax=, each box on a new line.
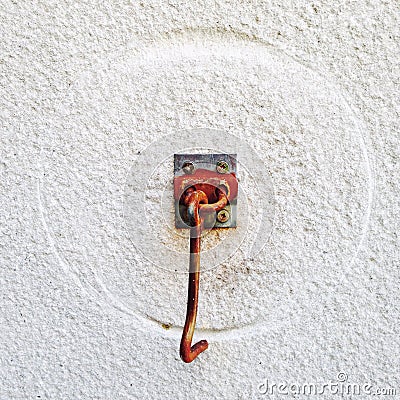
xmin=174 ymin=168 xmax=238 ymax=204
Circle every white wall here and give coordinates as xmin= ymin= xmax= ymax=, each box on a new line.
xmin=1 ymin=1 xmax=399 ymax=399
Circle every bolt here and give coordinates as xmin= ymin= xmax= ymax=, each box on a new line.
xmin=217 ymin=208 xmax=230 ymax=223
xmin=216 ymin=160 xmax=229 ymax=174
xmin=182 ymin=162 xmax=195 ymax=175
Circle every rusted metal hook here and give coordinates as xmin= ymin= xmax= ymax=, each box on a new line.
xmin=180 ymin=188 xmax=228 ymax=363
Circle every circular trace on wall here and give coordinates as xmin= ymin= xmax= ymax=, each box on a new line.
xmin=38 ymin=30 xmax=373 ymax=336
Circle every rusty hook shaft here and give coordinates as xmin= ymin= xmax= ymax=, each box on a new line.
xmin=180 ymin=189 xmax=228 ymax=363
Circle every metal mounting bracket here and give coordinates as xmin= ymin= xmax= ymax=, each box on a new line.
xmin=174 ymin=154 xmax=238 ymax=229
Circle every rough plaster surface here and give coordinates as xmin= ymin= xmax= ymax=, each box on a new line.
xmin=0 ymin=1 xmax=399 ymax=399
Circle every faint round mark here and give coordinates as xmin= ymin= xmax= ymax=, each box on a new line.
xmin=37 ymin=29 xmax=374 ymax=338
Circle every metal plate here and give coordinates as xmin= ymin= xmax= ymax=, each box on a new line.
xmin=174 ymin=154 xmax=238 ymax=229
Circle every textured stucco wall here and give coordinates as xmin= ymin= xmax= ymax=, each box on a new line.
xmin=1 ymin=1 xmax=399 ymax=399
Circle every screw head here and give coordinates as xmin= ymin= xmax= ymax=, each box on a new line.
xmin=217 ymin=209 xmax=230 ymax=223
xmin=216 ymin=160 xmax=229 ymax=174
xmin=182 ymin=161 xmax=195 ymax=175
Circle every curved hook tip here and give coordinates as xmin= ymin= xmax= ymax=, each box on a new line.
xmin=180 ymin=339 xmax=209 ymax=363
